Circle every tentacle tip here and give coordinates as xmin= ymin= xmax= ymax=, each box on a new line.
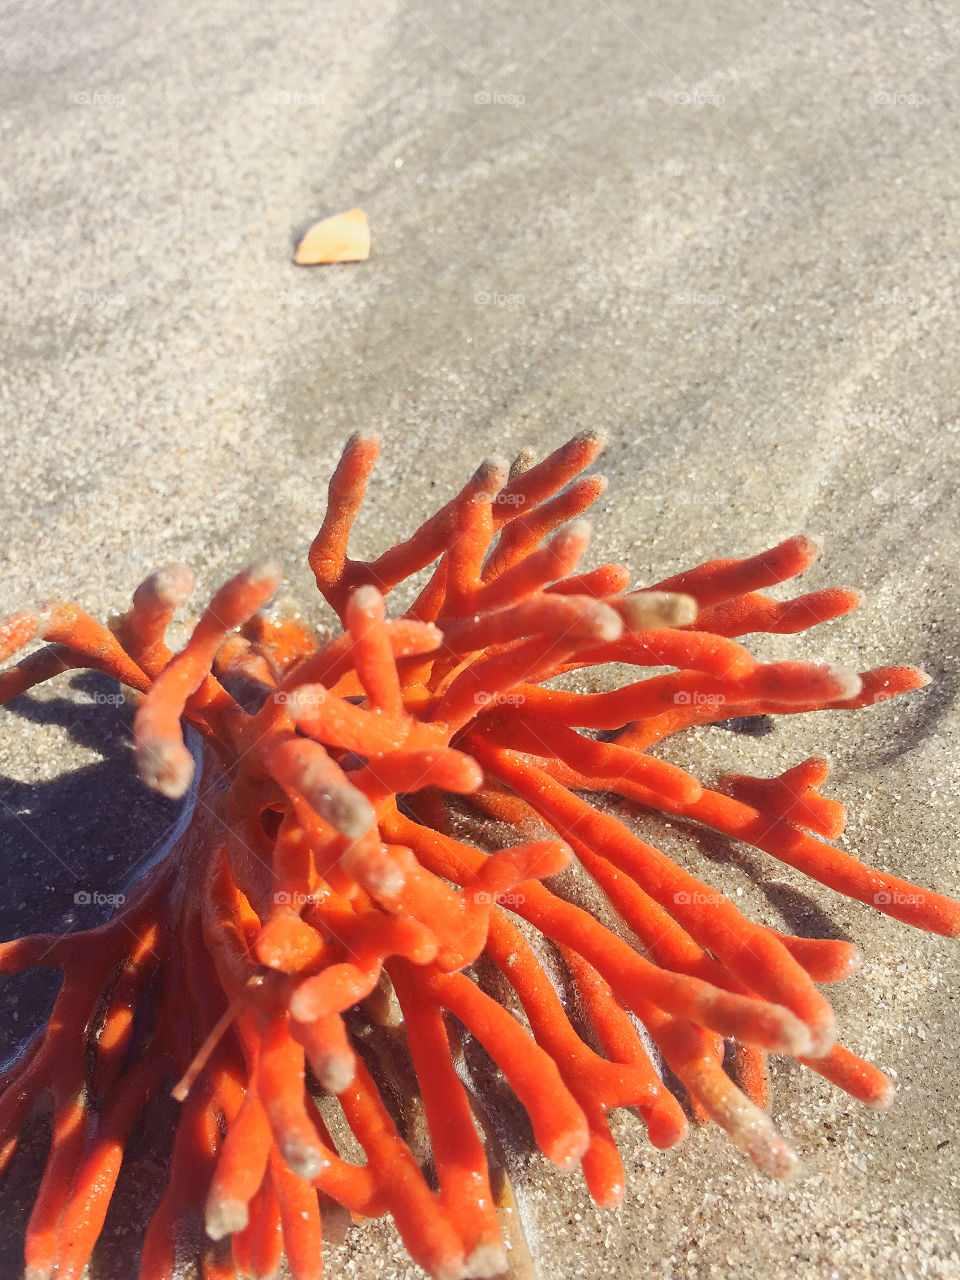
xmin=783 ymin=1019 xmax=816 ymax=1059
xmin=867 ymin=1078 xmax=897 ymax=1110
xmin=433 ymin=1262 xmax=469 ymax=1280
xmin=648 ymin=1117 xmax=689 ymax=1149
xmin=804 ymin=754 xmax=832 ymax=775
xmin=842 ymin=944 xmax=862 ymax=976
xmin=420 ymin=622 xmax=445 ymax=652
xmin=575 ymin=427 xmax=609 ymax=451
xmin=669 ymin=592 xmax=699 ymax=628
xmin=508 ymin=445 xmax=536 ymax=481
xmin=682 ymin=778 xmax=704 ymax=804
xmin=289 ymin=990 xmax=319 ymax=1023
xmin=617 ymin=590 xmax=697 ymax=631
xmin=149 ymin=562 xmax=197 ymax=607
xmin=408 ymin=931 xmax=441 ymax=966
xmin=247 ymin=556 xmax=284 ymax=588
xmin=589 ymin=1178 xmax=626 ymax=1209
xmin=315 ymin=1055 xmax=356 ymax=1094
xmin=347 ymin=582 xmax=386 ymax=615
xmin=464 ymin=1242 xmax=509 ymax=1277
xmin=770 ymin=1145 xmax=801 ymax=1181
xmin=558 ymin=516 xmax=593 ymax=543
xmin=795 ymin=532 xmax=823 ymax=562
xmin=461 ymin=758 xmax=485 ymax=792
xmin=205 ymin=1197 xmax=249 ymax=1241
xmin=546 ymin=1124 xmax=591 ymax=1171
xmin=362 ymin=863 xmax=407 ymax=898
xmin=806 ymin=1021 xmax=837 ymax=1059
xmin=286 ymin=685 xmax=322 ymax=720
xmin=281 ymin=1138 xmax=325 ymax=1180
xmin=473 ymin=455 xmax=510 ymax=486
xmin=137 ymin=739 xmax=194 ymax=799
xmin=346 ymin=428 xmax=383 ymax=450
xmin=317 ymin=785 xmax=376 ymax=840
xmin=553 ymin=839 xmax=574 ymax=870
xmin=585 ymin=601 xmax=625 ymax=644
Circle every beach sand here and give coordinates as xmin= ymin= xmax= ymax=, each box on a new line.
xmin=0 ymin=0 xmax=958 ymax=1275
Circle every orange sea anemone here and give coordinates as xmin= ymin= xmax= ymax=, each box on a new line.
xmin=0 ymin=431 xmax=955 ymax=1280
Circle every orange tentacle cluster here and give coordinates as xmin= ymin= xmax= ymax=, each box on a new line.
xmin=0 ymin=431 xmax=955 ymax=1279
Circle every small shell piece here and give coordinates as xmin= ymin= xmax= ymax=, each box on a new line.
xmin=294 ymin=208 xmax=370 ymax=264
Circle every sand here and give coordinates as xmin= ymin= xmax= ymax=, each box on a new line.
xmin=0 ymin=0 xmax=958 ymax=1276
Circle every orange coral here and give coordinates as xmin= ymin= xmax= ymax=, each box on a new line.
xmin=0 ymin=431 xmax=956 ymax=1279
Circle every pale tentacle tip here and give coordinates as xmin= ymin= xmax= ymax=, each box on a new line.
xmin=246 ymin=556 xmax=284 ymax=587
xmin=205 ymin=1197 xmax=249 ymax=1241
xmin=282 ymin=1138 xmax=325 ymax=1180
xmin=137 ymin=739 xmax=194 ymax=799
xmin=464 ymin=1242 xmax=509 ymax=1278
